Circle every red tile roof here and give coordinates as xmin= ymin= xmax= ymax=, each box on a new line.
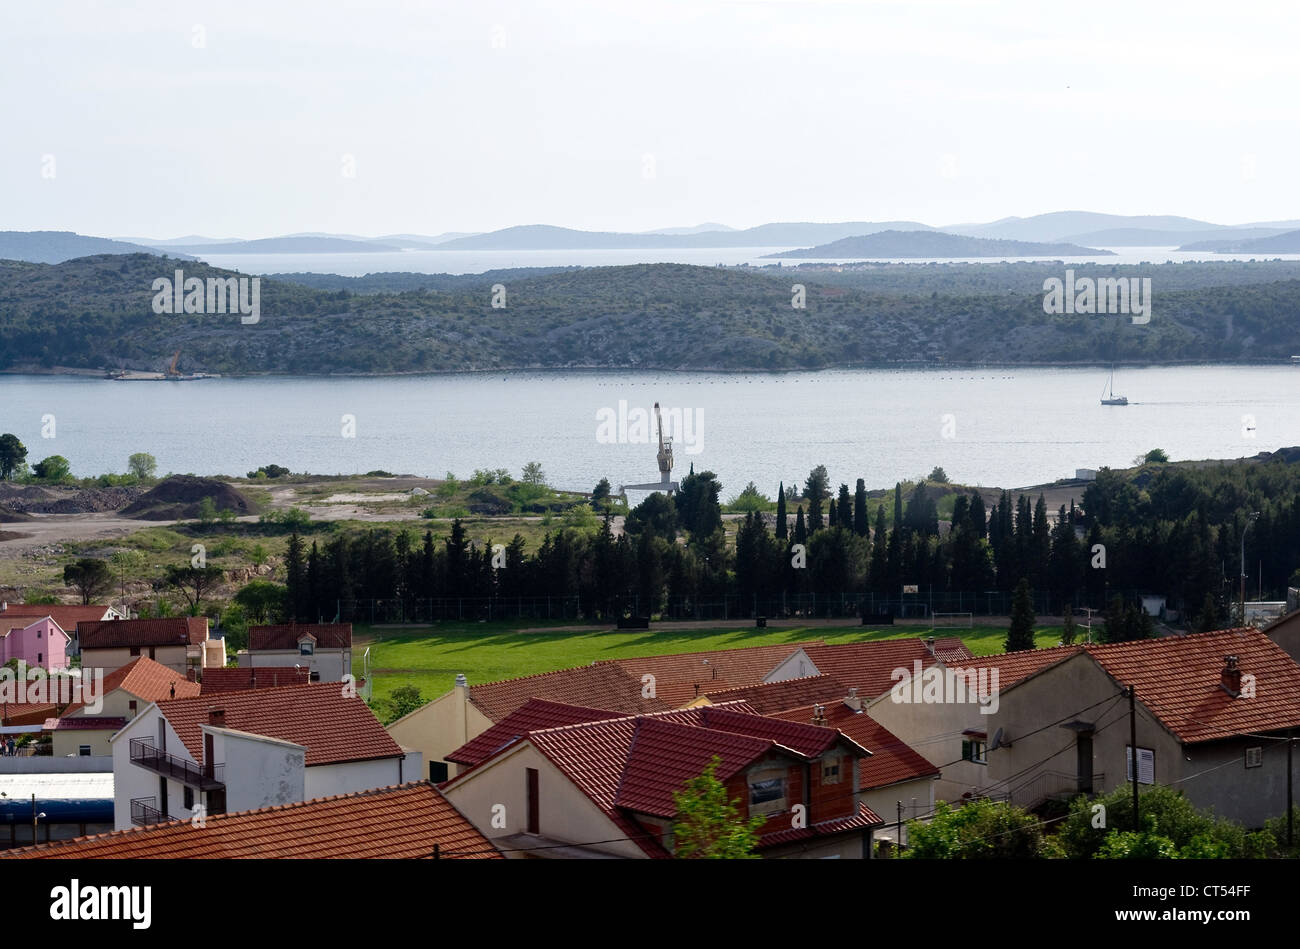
xmin=469 ymin=663 xmax=671 ymax=722
xmin=0 ymin=703 xmax=58 ymax=726
xmin=951 ymin=644 xmax=1083 ymax=690
xmin=42 ymin=717 xmax=126 ymax=731
xmin=759 ymin=801 xmax=884 ymax=848
xmin=695 ymin=705 xmax=858 ymax=758
xmin=78 ymin=617 xmax=208 ymax=649
xmin=62 ymin=657 xmax=200 ymax=717
xmin=201 ymin=666 xmax=311 ymax=693
xmin=771 ymin=703 xmax=939 ymax=790
xmin=156 ymin=682 xmax=403 ymax=767
xmin=1081 ymin=628 xmax=1300 ymax=744
xmin=1 ymin=782 xmax=500 ymax=859
xmin=612 ymin=641 xmax=826 ymax=707
xmin=700 ymin=674 xmax=849 ymax=715
xmin=249 ymin=623 xmax=352 ymax=651
xmin=0 ymin=604 xmax=116 ymax=632
xmin=448 ymin=698 xmax=626 ymax=767
xmin=792 ymin=638 xmax=973 ymax=698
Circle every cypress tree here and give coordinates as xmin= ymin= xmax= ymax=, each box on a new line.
xmin=869 ymin=504 xmax=888 ymax=591
xmin=969 ymin=492 xmax=987 ymax=539
xmin=775 ymin=482 xmax=788 ymax=540
xmin=828 ymin=497 xmax=838 ymax=529
xmin=1006 ymin=578 xmax=1036 ymax=651
xmin=837 ymin=484 xmax=852 ymax=530
xmin=853 ymin=479 xmax=868 ymax=536
xmin=794 ymin=506 xmax=808 ymax=545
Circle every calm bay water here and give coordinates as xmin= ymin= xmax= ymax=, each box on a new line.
xmin=198 ymin=246 xmax=1300 ymax=277
xmin=1 ymin=366 xmax=1296 ymax=495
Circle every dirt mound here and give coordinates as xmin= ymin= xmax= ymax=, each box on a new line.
xmin=0 ymin=505 xmax=32 ymax=522
xmin=121 ymin=476 xmax=251 ymax=520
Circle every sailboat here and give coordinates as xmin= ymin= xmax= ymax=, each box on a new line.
xmin=1101 ymin=365 xmax=1128 ymax=405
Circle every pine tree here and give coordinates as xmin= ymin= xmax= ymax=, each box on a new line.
xmin=1006 ymin=578 xmax=1036 ymax=651
xmin=285 ymin=531 xmax=307 ymax=620
xmin=774 ymin=482 xmax=788 ymax=540
xmin=853 ymin=479 xmax=868 ymax=536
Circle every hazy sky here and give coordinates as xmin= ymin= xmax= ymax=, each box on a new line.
xmin=4 ymin=0 xmax=1298 ymax=238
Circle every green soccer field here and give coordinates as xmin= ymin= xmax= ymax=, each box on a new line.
xmin=356 ymin=621 xmax=1066 ymax=716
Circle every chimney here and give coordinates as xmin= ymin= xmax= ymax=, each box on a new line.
xmin=844 ymin=687 xmax=861 ymax=712
xmin=1220 ymin=655 xmax=1242 ymax=696
xmin=208 ymin=708 xmax=225 ymax=728
xmin=926 ymin=637 xmax=936 ymax=656
xmin=454 ymin=673 xmax=468 ymax=691
xmin=812 ymin=703 xmax=827 ymax=726
xmin=169 ymin=683 xmax=175 ymax=699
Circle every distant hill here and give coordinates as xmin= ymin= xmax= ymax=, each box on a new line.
xmin=173 ymin=236 xmax=402 ymax=255
xmin=943 ymin=212 xmax=1223 ymax=243
xmin=1059 ymin=227 xmax=1292 ymax=247
xmin=0 ymin=231 xmax=195 ymax=264
xmin=434 ymin=221 xmax=934 ymax=250
xmin=641 ymin=223 xmax=736 ymax=235
xmin=1179 ymin=229 xmax=1300 ymax=253
xmin=766 ymin=230 xmax=1112 ymax=259
xmin=3 ymin=253 xmax=1299 ymax=375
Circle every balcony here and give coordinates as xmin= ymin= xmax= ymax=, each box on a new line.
xmin=129 ymin=797 xmax=177 ymax=827
xmin=129 ymin=738 xmax=225 ymax=790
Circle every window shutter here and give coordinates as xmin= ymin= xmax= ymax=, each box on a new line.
xmin=962 ymin=740 xmax=971 ymax=761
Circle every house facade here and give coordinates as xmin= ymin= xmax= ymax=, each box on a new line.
xmin=237 ymin=623 xmax=353 ymax=682
xmin=0 ymin=617 xmax=70 ymax=671
xmin=108 ymin=682 xmax=420 ymax=831
xmin=45 ymin=657 xmax=200 ymax=756
xmin=77 ymin=618 xmax=219 ymax=676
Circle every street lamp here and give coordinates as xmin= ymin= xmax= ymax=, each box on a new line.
xmin=1240 ymin=512 xmax=1261 ymax=625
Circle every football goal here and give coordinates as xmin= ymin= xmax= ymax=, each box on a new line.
xmin=931 ymin=612 xmax=974 ymax=629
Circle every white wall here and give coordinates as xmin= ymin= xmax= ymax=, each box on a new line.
xmin=237 ymin=648 xmax=351 ymax=682
xmin=304 ymin=755 xmax=407 ymax=801
xmin=207 ymin=728 xmax=305 ymax=814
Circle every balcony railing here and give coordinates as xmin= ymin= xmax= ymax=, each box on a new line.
xmin=129 ymin=797 xmax=177 ymax=827
xmin=128 ymin=738 xmax=224 ymax=790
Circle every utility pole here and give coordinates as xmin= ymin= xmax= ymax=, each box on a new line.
xmin=1240 ymin=512 xmax=1260 ymax=625
xmin=1129 ymin=685 xmax=1139 ymax=832
xmin=1288 ymin=730 xmax=1294 ymax=849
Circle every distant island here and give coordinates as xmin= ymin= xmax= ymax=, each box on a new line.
xmin=765 ymin=229 xmax=1113 ymax=259
xmin=169 ymin=236 xmax=403 ymax=255
xmin=1179 ymin=228 xmax=1300 ymax=254
xmin=2 ymin=254 xmax=1299 ymax=376
xmin=0 ymin=231 xmax=195 ymax=265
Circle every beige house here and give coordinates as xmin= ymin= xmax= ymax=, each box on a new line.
xmin=77 ymin=618 xmax=219 ymax=676
xmin=441 ymin=701 xmax=883 ymax=858
xmin=44 ymin=656 xmax=201 ymax=756
xmin=237 ymin=623 xmax=352 ymax=683
xmin=984 ymin=628 xmax=1300 ymax=828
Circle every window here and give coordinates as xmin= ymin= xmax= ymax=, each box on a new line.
xmin=309 ymin=671 xmax=321 ymax=682
xmin=1126 ymin=746 xmax=1155 ymax=785
xmin=962 ymin=739 xmax=987 ymax=764
xmin=299 ymin=641 xmax=315 ymax=656
xmin=128 ymin=700 xmax=137 ymax=713
xmin=748 ymin=772 xmax=787 ymax=816
xmin=129 ymin=646 xmax=140 ymax=657
xmin=1245 ymin=747 xmax=1263 ymax=769
xmin=36 ymin=630 xmax=41 ymax=638
xmin=821 ymin=757 xmax=841 ymax=784
xmin=78 ymin=745 xmax=91 ymax=757
xmin=526 ymin=768 xmax=540 ymax=834
xmin=183 ymin=786 xmax=194 ymax=810
xmin=36 ymin=653 xmax=41 ymax=664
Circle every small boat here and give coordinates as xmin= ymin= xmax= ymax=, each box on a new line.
xmin=1101 ymin=365 xmax=1128 ymax=405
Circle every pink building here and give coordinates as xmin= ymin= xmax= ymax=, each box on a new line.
xmin=0 ymin=616 xmax=71 ymax=671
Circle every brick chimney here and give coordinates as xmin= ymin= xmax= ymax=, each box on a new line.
xmin=1220 ymin=656 xmax=1242 ymax=697
xmin=208 ymin=708 xmax=226 ymax=727
xmin=844 ymin=687 xmax=862 ymax=712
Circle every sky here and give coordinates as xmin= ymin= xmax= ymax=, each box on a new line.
xmin=3 ymin=0 xmax=1298 ymax=239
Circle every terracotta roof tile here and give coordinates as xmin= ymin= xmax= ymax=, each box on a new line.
xmin=771 ymin=703 xmax=939 ymax=789
xmin=78 ymin=617 xmax=208 ymax=649
xmin=614 ymin=641 xmax=825 ymax=707
xmin=156 ymin=682 xmax=402 ymax=767
xmin=62 ymin=657 xmax=200 ymax=717
xmin=1 ymin=782 xmax=499 ymax=859
xmin=469 ymin=663 xmax=670 ymax=721
xmin=952 ymin=644 xmax=1084 ymax=690
xmin=792 ymin=638 xmax=972 ymax=697
xmin=201 ymin=666 xmax=311 ymax=693
xmin=701 ymin=674 xmax=849 ymax=715
xmin=1081 ymin=628 xmax=1300 ymax=744
xmin=0 ymin=604 xmax=115 ymax=632
xmin=43 ymin=717 xmax=127 ymax=731
xmin=249 ymin=623 xmax=352 ymax=651
xmin=448 ymin=698 xmax=626 ymax=767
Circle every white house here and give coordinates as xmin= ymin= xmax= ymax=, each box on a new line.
xmin=108 ymin=682 xmax=420 ymax=831
xmin=238 ymin=623 xmax=352 ymax=683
